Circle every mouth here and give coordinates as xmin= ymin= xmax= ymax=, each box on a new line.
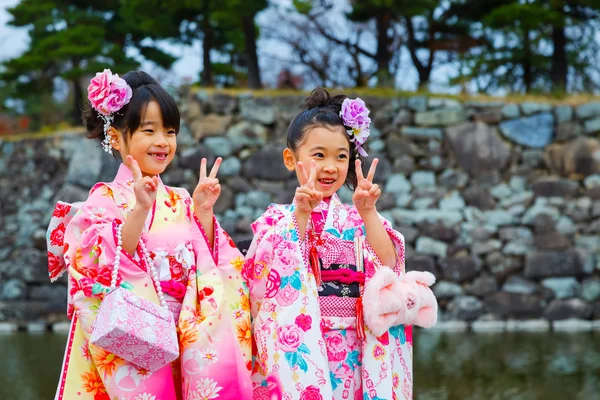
xmin=148 ymin=152 xmax=169 ymax=161
xmin=318 ymin=178 xmax=336 ymax=188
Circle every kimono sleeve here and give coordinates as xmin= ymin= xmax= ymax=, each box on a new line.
xmin=245 ymin=203 xmax=307 ymax=306
xmin=363 ymin=212 xmax=406 ymax=278
xmin=63 ymin=183 xmax=143 ymax=329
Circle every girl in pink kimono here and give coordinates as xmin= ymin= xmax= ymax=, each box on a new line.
xmin=246 ymin=89 xmax=437 ymax=400
xmin=47 ymin=70 xmax=252 ymax=400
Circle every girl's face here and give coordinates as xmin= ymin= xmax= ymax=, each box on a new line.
xmin=111 ymin=100 xmax=177 ymax=176
xmin=284 ymin=125 xmax=350 ymax=198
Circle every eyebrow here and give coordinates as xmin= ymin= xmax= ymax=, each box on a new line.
xmin=141 ymin=121 xmax=156 ymax=127
xmin=310 ymin=146 xmax=349 ymax=152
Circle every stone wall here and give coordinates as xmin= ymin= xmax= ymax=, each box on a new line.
xmin=1 ymin=91 xmax=600 ymax=326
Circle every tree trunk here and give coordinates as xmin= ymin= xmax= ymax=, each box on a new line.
xmin=72 ymin=77 xmax=84 ymax=125
xmin=523 ymin=29 xmax=532 ymax=92
xmin=375 ymin=11 xmax=393 ymax=87
xmin=241 ymin=15 xmax=262 ymax=89
xmin=201 ymin=14 xmax=214 ymax=86
xmin=551 ymin=24 xmax=567 ymax=92
xmin=405 ymin=16 xmax=433 ymax=90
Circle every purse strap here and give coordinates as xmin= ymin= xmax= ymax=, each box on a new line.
xmin=111 ymin=221 xmax=168 ymax=309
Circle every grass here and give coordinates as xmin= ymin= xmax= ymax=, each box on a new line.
xmin=0 ymin=126 xmax=85 ymax=142
xmin=190 ymin=86 xmax=600 ymax=105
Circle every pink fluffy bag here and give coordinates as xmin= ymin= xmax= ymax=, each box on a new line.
xmin=362 ymin=267 xmax=438 ymax=337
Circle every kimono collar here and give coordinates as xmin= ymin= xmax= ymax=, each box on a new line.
xmin=313 ymin=193 xmax=342 ymax=213
xmin=113 ymin=163 xmax=164 ymax=187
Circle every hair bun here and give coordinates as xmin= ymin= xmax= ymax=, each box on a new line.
xmin=302 ymin=87 xmax=347 ymax=112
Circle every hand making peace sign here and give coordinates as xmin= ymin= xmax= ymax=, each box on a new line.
xmin=128 ymin=155 xmax=159 ymax=211
xmin=294 ymin=160 xmax=323 ymax=214
xmin=193 ymin=157 xmax=222 ymax=211
xmin=353 ymin=158 xmax=381 ymax=213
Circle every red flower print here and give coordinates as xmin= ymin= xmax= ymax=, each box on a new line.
xmin=70 ymin=276 xmax=94 ymax=298
xmin=96 ymin=265 xmax=118 ymax=287
xmin=300 ymin=385 xmax=323 ymax=400
xmin=169 ymin=256 xmax=184 ymax=281
xmin=52 ymin=203 xmax=72 ymax=218
xmin=48 ymin=251 xmax=65 ymax=280
xmin=295 ymin=314 xmax=312 ymax=332
xmin=50 ymin=223 xmax=66 ymax=247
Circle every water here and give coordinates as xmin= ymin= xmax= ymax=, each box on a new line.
xmin=1 ymin=330 xmax=598 ymax=399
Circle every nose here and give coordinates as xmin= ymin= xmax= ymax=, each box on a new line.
xmin=323 ymin=163 xmax=336 ymax=173
xmin=154 ymin=133 xmax=169 ymax=147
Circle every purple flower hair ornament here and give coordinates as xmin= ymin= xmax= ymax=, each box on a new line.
xmin=339 ymin=97 xmax=371 ymax=157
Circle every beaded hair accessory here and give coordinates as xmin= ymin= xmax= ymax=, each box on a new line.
xmin=87 ymin=69 xmax=133 ymax=155
xmin=339 ymin=97 xmax=371 ymax=157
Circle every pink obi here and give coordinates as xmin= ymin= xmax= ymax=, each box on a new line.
xmin=319 ymin=296 xmax=358 ymax=318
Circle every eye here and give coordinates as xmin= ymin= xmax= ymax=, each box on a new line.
xmin=338 ymin=154 xmax=348 ymax=159
xmin=312 ymin=152 xmax=324 ymax=158
xmin=167 ymin=130 xmax=177 ymax=135
xmin=143 ymin=129 xmax=154 ymax=134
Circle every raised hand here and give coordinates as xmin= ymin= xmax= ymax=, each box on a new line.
xmin=294 ymin=160 xmax=323 ymax=214
xmin=352 ymin=158 xmax=381 ymax=213
xmin=129 ymin=155 xmax=159 ymax=211
xmin=193 ymin=157 xmax=222 ymax=211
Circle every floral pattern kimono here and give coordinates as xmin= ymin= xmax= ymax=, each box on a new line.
xmin=47 ymin=164 xmax=252 ymax=400
xmin=246 ymin=194 xmax=412 ymax=400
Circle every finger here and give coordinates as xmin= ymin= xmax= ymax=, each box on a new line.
xmin=196 ymin=181 xmax=209 ymax=192
xmin=152 ymin=176 xmax=160 ymax=186
xmin=308 ymin=160 xmax=317 ymax=185
xmin=295 ymin=192 xmax=312 ymax=204
xmin=366 ymin=158 xmax=379 ymax=182
xmin=199 ymin=158 xmax=207 ymax=179
xmin=355 ymin=159 xmax=365 ymax=182
xmin=368 ymin=184 xmax=380 ymax=196
xmin=204 ymin=178 xmax=219 ymax=187
xmin=313 ymin=190 xmax=323 ymax=202
xmin=355 ymin=189 xmax=369 ymax=198
xmin=297 ymin=162 xmax=309 ymax=186
xmin=210 ymin=183 xmax=221 ymax=194
xmin=209 ymin=157 xmax=222 ymax=179
xmin=144 ymin=180 xmax=157 ymax=192
xmin=128 ymin=156 xmax=143 ymax=181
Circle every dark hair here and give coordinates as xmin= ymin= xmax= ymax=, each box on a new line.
xmin=287 ymin=87 xmax=366 ymax=189
xmin=83 ymin=71 xmax=180 ymax=148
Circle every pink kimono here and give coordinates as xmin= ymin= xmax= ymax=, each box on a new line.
xmin=246 ymin=194 xmax=413 ymax=400
xmin=47 ymin=164 xmax=252 ymax=400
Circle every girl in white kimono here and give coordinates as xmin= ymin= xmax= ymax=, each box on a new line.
xmin=246 ymin=88 xmax=437 ymax=399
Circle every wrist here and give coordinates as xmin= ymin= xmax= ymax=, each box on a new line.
xmin=358 ymin=206 xmax=378 ymax=219
xmin=194 ymin=206 xmax=214 ymax=218
xmin=132 ymin=204 xmax=152 ymax=214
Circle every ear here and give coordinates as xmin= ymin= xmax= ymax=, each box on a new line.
xmin=108 ymin=127 xmax=122 ymax=152
xmin=282 ymin=148 xmax=296 ymax=172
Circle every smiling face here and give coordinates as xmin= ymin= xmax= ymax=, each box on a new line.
xmin=110 ymin=100 xmax=177 ymax=176
xmin=284 ymin=125 xmax=351 ymax=198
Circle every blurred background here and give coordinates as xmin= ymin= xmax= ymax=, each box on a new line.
xmin=1 ymin=0 xmax=600 ymax=399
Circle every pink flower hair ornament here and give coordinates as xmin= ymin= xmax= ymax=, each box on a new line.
xmin=339 ymin=97 xmax=371 ymax=157
xmin=87 ymin=69 xmax=133 ymax=155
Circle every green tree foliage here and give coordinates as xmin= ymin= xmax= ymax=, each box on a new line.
xmin=1 ymin=0 xmax=175 ymax=125
xmin=449 ymin=0 xmax=600 ymax=93
xmin=122 ymin=0 xmax=267 ymax=88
